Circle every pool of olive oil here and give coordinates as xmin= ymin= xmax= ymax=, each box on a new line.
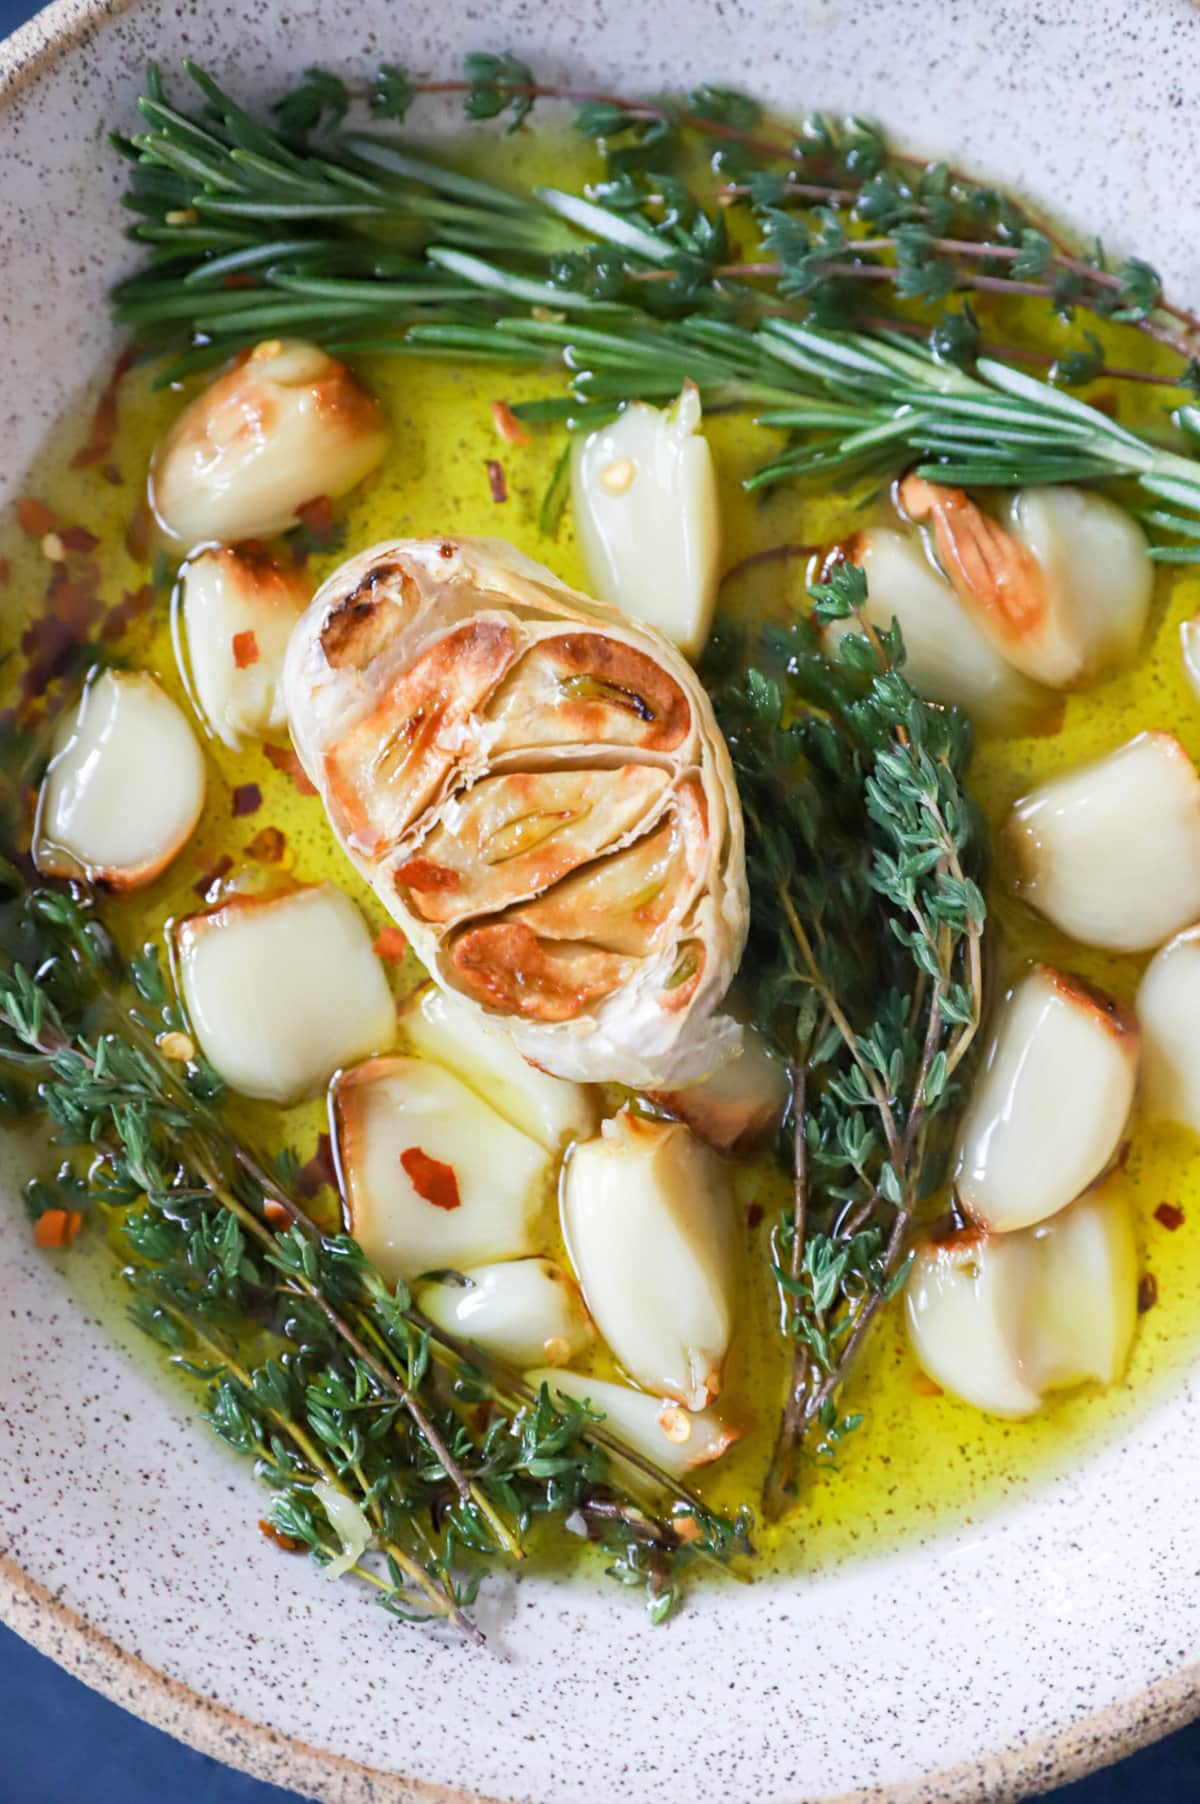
xmin=4 ymin=125 xmax=1200 ymax=1584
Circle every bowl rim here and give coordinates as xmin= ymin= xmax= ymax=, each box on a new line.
xmin=1 ymin=2 xmax=1198 ymax=1799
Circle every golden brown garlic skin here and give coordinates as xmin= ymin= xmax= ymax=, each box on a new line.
xmin=283 ymin=536 xmax=748 ymax=1087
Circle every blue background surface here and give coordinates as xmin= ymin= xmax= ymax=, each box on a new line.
xmin=0 ymin=0 xmax=1197 ymax=1796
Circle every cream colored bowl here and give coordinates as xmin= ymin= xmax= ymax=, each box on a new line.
xmin=3 ymin=2 xmax=1200 ymax=1799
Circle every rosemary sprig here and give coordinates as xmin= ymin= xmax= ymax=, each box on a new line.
xmin=705 ymin=563 xmax=986 ymax=1519
xmin=0 ymin=883 xmax=749 ymax=1630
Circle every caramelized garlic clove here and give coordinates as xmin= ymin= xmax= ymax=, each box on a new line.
xmin=177 ymin=883 xmax=395 ymax=1104
xmin=1006 ymin=731 xmax=1200 ymax=950
xmin=35 ymin=668 xmax=205 ymax=890
xmin=417 ymin=1258 xmax=594 ymax=1368
xmin=955 ymin=965 xmax=1138 ymax=1232
xmin=905 ymin=1230 xmax=1042 ymax=1417
xmin=570 ymin=382 xmax=719 ymax=659
xmin=826 ymin=529 xmax=1056 ymax=735
xmin=1137 ymin=925 xmax=1200 ymax=1132
xmin=179 ymin=546 xmax=311 ymax=749
xmin=524 ymin=1366 xmax=738 ymax=1477
xmin=1025 ymin=1181 xmax=1138 ymax=1392
xmin=399 ymin=983 xmax=597 ymax=1151
xmin=646 ymin=1022 xmax=789 ymax=1153
xmin=150 ymin=339 xmax=387 ymax=550
xmin=334 ymin=1056 xmax=547 ymax=1284
xmin=562 ymin=1111 xmax=736 ymax=1408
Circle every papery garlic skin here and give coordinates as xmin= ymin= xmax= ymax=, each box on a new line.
xmin=334 ymin=1056 xmax=547 ymax=1284
xmin=399 ymin=983 xmax=597 ymax=1151
xmin=647 ymin=1022 xmax=789 ymax=1153
xmin=826 ymin=529 xmax=1055 ymax=735
xmin=955 ymin=965 xmax=1138 ymax=1232
xmin=571 ymin=383 xmax=719 ymax=659
xmin=1137 ymin=925 xmax=1200 ymax=1133
xmin=906 ymin=1182 xmax=1138 ymax=1417
xmin=524 ymin=1367 xmax=737 ymax=1477
xmin=416 ymin=1259 xmax=594 ymax=1368
xmin=177 ymin=883 xmax=395 ymax=1103
xmin=35 ymin=669 xmax=205 ymax=890
xmin=1006 ymin=731 xmax=1200 ymax=951
xmin=179 ymin=546 xmax=310 ymax=749
xmin=150 ymin=339 xmax=387 ymax=550
xmin=562 ymin=1111 xmax=735 ymax=1408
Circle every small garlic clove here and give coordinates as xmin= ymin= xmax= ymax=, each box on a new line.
xmin=826 ymin=529 xmax=1055 ymax=734
xmin=523 ymin=1367 xmax=737 ymax=1476
xmin=562 ymin=1110 xmax=735 ymax=1408
xmin=1180 ymin=615 xmax=1200 ymax=703
xmin=179 ymin=546 xmax=311 ymax=749
xmin=905 ymin=1230 xmax=1043 ymax=1417
xmin=150 ymin=339 xmax=387 ymax=550
xmin=570 ymin=382 xmax=719 ymax=659
xmin=417 ymin=1259 xmax=594 ymax=1368
xmin=1006 ymin=731 xmax=1200 ymax=951
xmin=1137 ymin=925 xmax=1200 ymax=1132
xmin=955 ymin=965 xmax=1138 ymax=1233
xmin=399 ymin=983 xmax=597 ymax=1151
xmin=647 ymin=1023 xmax=789 ymax=1153
xmin=177 ymin=883 xmax=395 ymax=1104
xmin=35 ymin=668 xmax=205 ymax=890
xmin=334 ymin=1056 xmax=547 ymax=1283
xmin=1025 ymin=1180 xmax=1138 ymax=1392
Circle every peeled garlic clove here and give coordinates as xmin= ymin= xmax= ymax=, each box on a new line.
xmin=179 ymin=547 xmax=311 ymax=749
xmin=1025 ymin=1181 xmax=1138 ymax=1392
xmin=1005 ymin=731 xmax=1200 ymax=950
xmin=334 ymin=1056 xmax=546 ymax=1283
xmin=524 ymin=1367 xmax=737 ymax=1477
xmin=955 ymin=965 xmax=1138 ymax=1232
xmin=150 ymin=339 xmax=387 ymax=550
xmin=417 ymin=1259 xmax=594 ymax=1368
xmin=177 ymin=883 xmax=395 ymax=1103
xmin=647 ymin=1022 xmax=789 ymax=1153
xmin=1137 ymin=925 xmax=1200 ymax=1132
xmin=1180 ymin=615 xmax=1200 ymax=702
xmin=399 ymin=984 xmax=597 ymax=1151
xmin=35 ymin=668 xmax=205 ymax=890
xmin=825 ymin=529 xmax=1055 ymax=735
xmin=570 ymin=382 xmax=719 ymax=659
xmin=905 ymin=1230 xmax=1042 ymax=1417
xmin=562 ymin=1111 xmax=735 ymax=1408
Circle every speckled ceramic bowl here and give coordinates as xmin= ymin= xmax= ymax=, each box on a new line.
xmin=4 ymin=2 xmax=1200 ymax=1800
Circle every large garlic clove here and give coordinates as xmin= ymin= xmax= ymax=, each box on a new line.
xmin=1137 ymin=925 xmax=1200 ymax=1132
xmin=570 ymin=382 xmax=719 ymax=660
xmin=906 ymin=1182 xmax=1138 ymax=1416
xmin=35 ymin=668 xmax=205 ymax=890
xmin=826 ymin=529 xmax=1055 ymax=735
xmin=1180 ymin=615 xmax=1200 ymax=703
xmin=177 ymin=883 xmax=395 ymax=1104
xmin=955 ymin=965 xmax=1138 ymax=1233
xmin=399 ymin=984 xmax=597 ymax=1151
xmin=562 ymin=1110 xmax=736 ymax=1408
xmin=150 ymin=339 xmax=387 ymax=550
xmin=524 ymin=1367 xmax=737 ymax=1477
xmin=179 ymin=547 xmax=311 ymax=749
xmin=647 ymin=1022 xmax=789 ymax=1153
xmin=899 ymin=477 xmax=1152 ymax=689
xmin=334 ymin=1056 xmax=547 ymax=1283
xmin=1005 ymin=731 xmax=1200 ymax=951
xmin=417 ymin=1259 xmax=594 ymax=1368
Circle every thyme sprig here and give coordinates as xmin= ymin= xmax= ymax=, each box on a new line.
xmin=705 ymin=563 xmax=986 ymax=1518
xmin=0 ymin=883 xmax=749 ymax=1631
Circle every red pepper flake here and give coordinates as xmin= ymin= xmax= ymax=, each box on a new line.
xmin=258 ymin=1519 xmax=305 ymax=1552
xmin=394 ymin=856 xmax=458 ymax=893
xmin=244 ymin=825 xmax=287 ymax=863
xmin=1137 ymin=1272 xmax=1159 ymax=1314
xmin=102 ymin=463 xmax=123 ymax=488
xmin=1155 ymin=1202 xmax=1185 ymax=1232
xmin=125 ymin=501 xmax=154 ymax=564
xmin=16 ymin=498 xmax=56 ymax=538
xmin=263 ymin=742 xmax=318 ymax=796
xmin=59 ymin=525 xmax=99 ymax=555
xmin=33 ymin=1208 xmax=84 ymax=1249
xmin=491 ymin=399 xmax=530 ymax=447
xmin=263 ymin=1199 xmax=291 ymax=1230
xmin=101 ymin=583 xmax=155 ymax=643
xmin=70 ymin=349 xmax=133 ymax=470
xmin=295 ymin=494 xmax=336 ymax=543
xmin=299 ymin=1132 xmax=337 ymax=1198
xmin=400 ymin=1146 xmax=462 ymax=1212
xmin=372 ymin=926 xmax=408 ymax=963
xmin=232 ymin=782 xmax=263 ymax=817
xmin=745 ymin=1203 xmax=763 ymax=1230
xmin=438 ymin=541 xmax=455 ymax=559
xmin=192 ymin=853 xmax=234 ymax=899
xmin=223 ymin=273 xmax=259 ymax=289
xmin=232 ymin=628 xmax=260 ymax=669
xmin=486 ymin=459 xmax=508 ymax=504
